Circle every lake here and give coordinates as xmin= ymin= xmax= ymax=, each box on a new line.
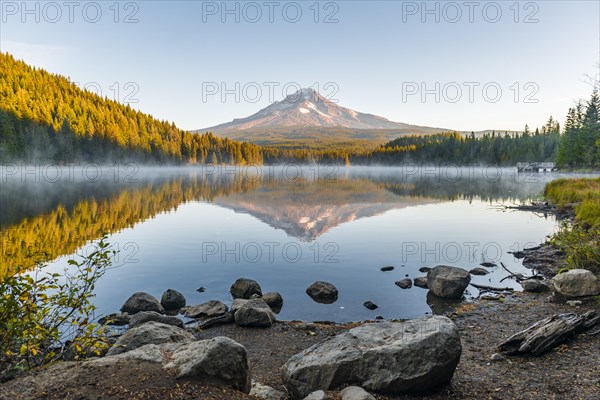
xmin=1 ymin=165 xmax=594 ymax=322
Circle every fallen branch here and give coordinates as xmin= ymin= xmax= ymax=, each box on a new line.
xmin=469 ymin=283 xmax=514 ymax=292
xmin=498 ymin=311 xmax=598 ymax=356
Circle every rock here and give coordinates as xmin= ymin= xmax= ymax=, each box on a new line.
xmin=250 ymin=381 xmax=286 ymax=400
xmin=231 ymin=298 xmax=250 ymax=312
xmin=234 ymin=299 xmax=276 ymax=327
xmin=196 ymin=286 xmax=206 ymax=293
xmin=184 ymin=300 xmax=228 ymax=319
xmin=479 ymin=262 xmax=497 ymax=267
xmin=262 ymin=291 xmax=284 ymax=309
xmin=469 ymin=267 xmax=489 ymax=276
xmin=511 ymin=251 xmax=526 ymax=259
xmin=427 ymin=266 xmax=471 ymax=299
xmin=413 ymin=276 xmax=428 ymax=288
xmin=395 ymin=278 xmax=412 ymax=289
xmin=129 ymin=311 xmax=184 ymax=328
xmin=120 ymin=292 xmax=165 ymax=315
xmin=281 ymin=316 xmax=462 ymax=398
xmin=107 ymin=321 xmax=194 ymax=356
xmin=230 ymin=278 xmax=262 ymax=299
xmin=418 ymin=267 xmax=431 ymax=273
xmin=98 ymin=313 xmax=130 ymax=326
xmin=340 ymin=386 xmax=375 ymax=400
xmin=304 ymin=390 xmax=328 ymax=400
xmin=160 ymin=289 xmax=186 ymax=311
xmin=363 ymin=301 xmax=378 ymax=310
xmin=552 ymin=269 xmax=600 ymax=297
xmin=380 ymin=266 xmax=394 ymax=272
xmin=521 ymin=279 xmax=550 ymax=293
xmin=490 ymin=353 xmax=505 ymax=361
xmin=164 ymin=337 xmax=251 ymax=393
xmin=306 ymin=281 xmax=339 ymax=304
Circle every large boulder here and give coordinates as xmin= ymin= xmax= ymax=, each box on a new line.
xmin=306 ymin=281 xmax=338 ymax=304
xmin=128 ymin=311 xmax=184 ymax=329
xmin=552 ymin=269 xmax=600 ymax=297
xmin=231 ymin=278 xmax=263 ymax=299
xmin=120 ymin=292 xmax=165 ymax=314
xmin=281 ymin=316 xmax=461 ymax=398
xmin=427 ymin=266 xmax=471 ymax=299
xmin=234 ymin=299 xmax=276 ymax=327
xmin=106 ymin=321 xmax=195 ymax=356
xmin=184 ymin=300 xmax=228 ymax=319
xmin=164 ymin=337 xmax=251 ymax=393
xmin=160 ymin=289 xmax=186 ymax=311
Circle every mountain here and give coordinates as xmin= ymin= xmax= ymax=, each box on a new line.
xmin=197 ymin=88 xmax=450 ymax=144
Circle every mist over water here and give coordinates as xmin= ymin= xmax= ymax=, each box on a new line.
xmin=2 ymin=165 xmax=598 ymax=322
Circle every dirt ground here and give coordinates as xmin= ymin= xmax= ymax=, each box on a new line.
xmin=2 ymin=245 xmax=599 ymax=400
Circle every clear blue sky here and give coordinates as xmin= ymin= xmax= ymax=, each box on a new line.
xmin=1 ymin=1 xmax=598 ymax=132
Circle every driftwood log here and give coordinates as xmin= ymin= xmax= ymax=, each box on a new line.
xmin=498 ymin=311 xmax=599 ymax=356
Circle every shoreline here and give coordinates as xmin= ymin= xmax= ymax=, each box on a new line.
xmin=2 ymin=239 xmax=599 ymax=399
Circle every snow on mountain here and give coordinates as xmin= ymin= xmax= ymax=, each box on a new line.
xmin=199 ymin=88 xmax=421 ymax=132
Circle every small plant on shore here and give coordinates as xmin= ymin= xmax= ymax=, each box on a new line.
xmin=550 ymin=223 xmax=600 ymax=273
xmin=0 ymin=236 xmax=114 ymax=381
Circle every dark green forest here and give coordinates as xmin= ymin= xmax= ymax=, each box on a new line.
xmin=1 ymin=52 xmax=598 ymax=167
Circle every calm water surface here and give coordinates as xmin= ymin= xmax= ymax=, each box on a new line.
xmin=2 ymin=166 xmax=595 ymax=322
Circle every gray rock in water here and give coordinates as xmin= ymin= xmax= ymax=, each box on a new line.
xmin=303 ymin=390 xmax=328 ymax=400
xmin=413 ymin=276 xmax=428 ymax=288
xmin=395 ymin=278 xmax=412 ymax=289
xmin=262 ymin=292 xmax=284 ymax=309
xmin=552 ymin=269 xmax=600 ymax=297
xmin=363 ymin=301 xmax=378 ymax=310
xmin=281 ymin=316 xmax=462 ymax=398
xmin=164 ymin=337 xmax=251 ymax=393
xmin=380 ymin=266 xmax=394 ymax=272
xmin=230 ymin=278 xmax=262 ymax=299
xmin=480 ymin=262 xmax=497 ymax=268
xmin=427 ymin=266 xmax=471 ymax=299
xmin=469 ymin=267 xmax=489 ymax=276
xmin=160 ymin=289 xmax=186 ymax=311
xmin=128 ymin=311 xmax=184 ymax=329
xmin=234 ymin=298 xmax=276 ymax=327
xmin=185 ymin=300 xmax=229 ymax=319
xmin=250 ymin=381 xmax=286 ymax=400
xmin=511 ymin=251 xmax=526 ymax=259
xmin=418 ymin=267 xmax=432 ymax=273
xmin=107 ymin=321 xmax=194 ymax=356
xmin=306 ymin=281 xmax=338 ymax=304
xmin=520 ymin=279 xmax=550 ymax=293
xmin=120 ymin=292 xmax=165 ymax=315
xmin=340 ymin=386 xmax=375 ymax=400
xmin=99 ymin=313 xmax=130 ymax=326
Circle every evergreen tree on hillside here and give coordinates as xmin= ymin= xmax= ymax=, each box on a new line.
xmin=0 ymin=52 xmax=262 ymax=164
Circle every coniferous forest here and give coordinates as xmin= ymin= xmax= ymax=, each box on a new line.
xmin=1 ymin=52 xmax=598 ymax=168
xmin=0 ymin=53 xmax=263 ymax=164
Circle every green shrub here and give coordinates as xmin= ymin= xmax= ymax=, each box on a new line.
xmin=0 ymin=236 xmax=114 ymax=381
